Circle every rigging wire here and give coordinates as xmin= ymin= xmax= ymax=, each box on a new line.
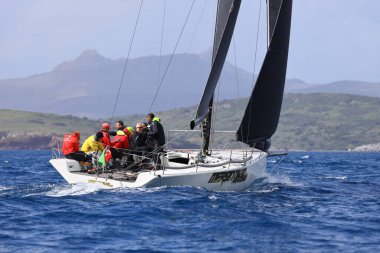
xmin=110 ymin=0 xmax=144 ymax=122
xmin=232 ymin=35 xmax=240 ymax=100
xmin=147 ymin=0 xmax=196 ymax=114
xmin=156 ymin=0 xmax=167 ymax=89
xmin=161 ymin=0 xmax=206 ymax=121
xmin=245 ymin=0 xmax=263 ymax=144
xmin=186 ymin=0 xmax=208 ymax=53
xmin=267 ymin=155 xmax=286 ymax=175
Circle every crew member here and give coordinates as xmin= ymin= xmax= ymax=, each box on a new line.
xmin=131 ymin=123 xmax=148 ymax=152
xmin=109 ymin=120 xmax=125 ymax=137
xmin=81 ymin=132 xmax=104 ymax=154
xmin=100 ymin=122 xmax=111 ymax=147
xmin=111 ymin=130 xmax=130 ymax=149
xmin=146 ymin=113 xmax=165 ymax=149
xmin=146 ymin=113 xmax=165 ymax=168
xmin=62 ymin=131 xmax=91 ymax=163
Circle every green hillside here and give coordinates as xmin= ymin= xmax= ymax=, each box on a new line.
xmin=121 ymin=93 xmax=380 ymax=151
xmin=274 ymin=93 xmax=380 ymax=150
xmin=0 ymin=109 xmax=101 ymax=136
xmin=1 ymin=93 xmax=379 ymax=150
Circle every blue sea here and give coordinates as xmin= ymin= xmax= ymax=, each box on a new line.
xmin=0 ymin=151 xmax=379 ymax=252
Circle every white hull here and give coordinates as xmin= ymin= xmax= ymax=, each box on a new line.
xmin=50 ymin=150 xmax=267 ymax=191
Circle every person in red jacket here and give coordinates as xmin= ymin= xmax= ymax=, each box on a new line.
xmin=111 ymin=130 xmax=130 ymax=149
xmin=62 ymin=131 xmax=91 ymax=162
xmin=100 ymin=122 xmax=111 ymax=147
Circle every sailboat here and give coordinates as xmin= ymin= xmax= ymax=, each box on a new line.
xmin=50 ymin=0 xmax=292 ymax=191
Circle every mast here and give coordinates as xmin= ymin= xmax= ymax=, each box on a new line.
xmin=190 ymin=0 xmax=241 ymax=155
xmin=236 ymin=0 xmax=293 ymax=151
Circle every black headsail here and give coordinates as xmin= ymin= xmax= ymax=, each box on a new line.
xmin=201 ymin=0 xmax=239 ymax=155
xmin=190 ymin=0 xmax=241 ymax=133
xmin=236 ymin=0 xmax=293 ymax=151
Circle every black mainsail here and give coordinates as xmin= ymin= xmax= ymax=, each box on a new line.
xmin=190 ymin=0 xmax=241 ymax=131
xmin=267 ymin=0 xmax=283 ymax=45
xmin=236 ymin=0 xmax=292 ymax=150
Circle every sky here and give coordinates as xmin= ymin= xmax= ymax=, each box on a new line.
xmin=0 ymin=0 xmax=379 ymax=84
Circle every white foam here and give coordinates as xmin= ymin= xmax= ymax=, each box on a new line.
xmin=208 ymin=195 xmax=217 ymax=201
xmin=323 ymin=176 xmax=348 ymax=180
xmin=301 ymin=155 xmax=310 ymax=159
xmin=109 ymin=185 xmax=170 ymax=194
xmin=267 ymin=174 xmax=304 ymax=187
xmin=0 ymin=186 xmax=12 ymax=191
xmin=253 ymin=187 xmax=280 ymax=193
xmin=46 ymin=183 xmax=107 ymax=197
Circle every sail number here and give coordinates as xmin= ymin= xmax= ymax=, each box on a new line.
xmin=208 ymin=168 xmax=247 ymax=184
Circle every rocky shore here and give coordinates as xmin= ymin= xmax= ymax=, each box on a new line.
xmin=0 ymin=132 xmax=52 ymax=150
xmin=351 ymin=143 xmax=380 ymax=152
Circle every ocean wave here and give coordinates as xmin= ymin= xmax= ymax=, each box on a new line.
xmin=109 ymin=185 xmax=168 ymax=194
xmin=322 ymin=176 xmax=348 ymax=180
xmin=208 ymin=195 xmax=217 ymax=201
xmin=267 ymin=174 xmax=303 ymax=187
xmin=0 ymin=185 xmax=13 ymax=196
xmin=252 ymin=187 xmax=280 ymax=193
xmin=46 ymin=183 xmax=107 ymax=197
xmin=301 ymin=155 xmax=310 ymax=159
xmin=0 ymin=186 xmax=13 ymax=191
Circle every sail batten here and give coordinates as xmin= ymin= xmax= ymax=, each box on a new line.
xmin=190 ymin=0 xmax=241 ymax=130
xmin=236 ymin=0 xmax=293 ymax=149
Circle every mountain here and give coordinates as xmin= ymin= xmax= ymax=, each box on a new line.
xmin=0 ymin=50 xmax=252 ymax=118
xmin=0 ymin=50 xmax=379 ymax=118
xmin=289 ymin=80 xmax=380 ymax=97
xmin=1 ymin=93 xmax=379 ymax=151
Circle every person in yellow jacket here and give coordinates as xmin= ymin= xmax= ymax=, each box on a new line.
xmin=81 ymin=132 xmax=105 ymax=154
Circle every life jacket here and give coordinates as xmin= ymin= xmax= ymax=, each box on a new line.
xmin=62 ymin=132 xmax=80 ymax=156
xmin=111 ymin=130 xmax=130 ymax=149
xmin=101 ymin=130 xmax=111 ymax=147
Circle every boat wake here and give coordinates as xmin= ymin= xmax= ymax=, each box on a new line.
xmin=46 ymin=183 xmax=108 ymax=197
xmin=246 ymin=173 xmax=302 ymax=193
